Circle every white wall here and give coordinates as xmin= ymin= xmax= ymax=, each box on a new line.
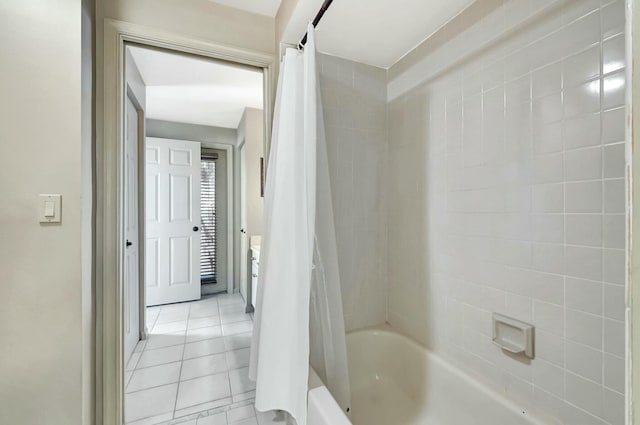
xmin=318 ymin=53 xmax=389 ymax=331
xmin=387 ymin=1 xmax=626 ymax=424
xmin=146 ymin=119 xmax=237 ymax=146
xmin=238 ymin=108 xmax=264 ymax=240
xmin=235 ymin=108 xmax=264 ymax=294
xmin=0 ymin=1 xmax=90 ymax=424
xmin=97 ymin=0 xmax=275 ymax=55
xmin=125 ymin=49 xmax=146 ymax=109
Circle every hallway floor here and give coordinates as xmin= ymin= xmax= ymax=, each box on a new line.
xmin=124 ymin=293 xmax=286 ymax=425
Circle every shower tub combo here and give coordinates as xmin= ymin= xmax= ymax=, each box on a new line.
xmin=308 ymin=326 xmax=550 ymax=425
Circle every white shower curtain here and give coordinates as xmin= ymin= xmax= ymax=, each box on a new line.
xmin=249 ymin=23 xmax=351 ymax=425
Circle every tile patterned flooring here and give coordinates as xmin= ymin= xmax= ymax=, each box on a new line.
xmin=125 ymin=293 xmax=289 ymax=425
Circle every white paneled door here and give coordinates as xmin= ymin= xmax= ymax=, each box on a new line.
xmin=124 ymin=96 xmax=140 ymax=363
xmin=146 ymin=137 xmax=202 ymax=306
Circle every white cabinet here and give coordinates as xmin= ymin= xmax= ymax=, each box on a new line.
xmin=250 ymin=249 xmax=259 ymax=309
xmin=249 ymin=236 xmax=261 ymax=311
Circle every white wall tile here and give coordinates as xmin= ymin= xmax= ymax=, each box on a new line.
xmin=562 ymin=0 xmax=600 ymax=26
xmin=506 ymin=75 xmax=531 ymax=107
xmin=604 ymin=284 xmax=625 ymax=321
xmin=565 ymin=309 xmax=603 ymax=349
xmin=602 ymin=0 xmax=625 ymax=40
xmin=603 ymin=248 xmax=625 ymax=285
xmin=532 ymin=152 xmax=564 ymax=184
xmin=384 ymin=1 xmax=626 ymax=424
xmin=603 ymin=71 xmax=626 ymax=110
xmin=602 ymin=107 xmax=626 ymax=144
xmin=564 ymin=79 xmax=600 ymax=118
xmin=604 ymin=179 xmax=625 ymax=213
xmin=565 ymin=277 xmax=603 ymax=315
xmin=534 ymin=121 xmax=563 ymax=154
xmin=603 ymin=319 xmax=624 ymax=357
xmin=603 ymin=143 xmax=625 ymax=179
xmin=566 ymin=214 xmax=602 ymax=247
xmin=603 ymin=214 xmax=625 ymax=249
xmin=563 ymin=45 xmax=600 ymax=87
xmin=536 ymin=329 xmax=565 ymax=367
xmin=604 ymin=353 xmax=625 ymax=393
xmin=533 ymin=359 xmax=564 ymax=398
xmin=533 ymin=93 xmax=562 ymax=126
xmin=319 ymin=54 xmax=388 ymax=329
xmin=565 ymin=372 xmax=604 ymax=419
xmin=534 ymin=301 xmax=564 ymax=336
xmin=532 ymin=61 xmax=562 ymax=99
xmin=564 ymin=147 xmax=602 ymax=182
xmin=566 ymin=181 xmax=603 ymax=213
xmin=532 ymin=214 xmax=564 ymax=243
xmin=532 ymin=243 xmax=565 ymax=275
xmin=564 ymin=112 xmax=602 ymax=150
xmin=603 ymin=34 xmax=625 ymax=74
xmin=561 ymin=11 xmax=601 ymax=55
xmin=603 ymin=389 xmax=625 ymax=425
xmin=532 ymin=184 xmax=564 ymax=213
xmin=565 ymin=245 xmax=603 ymax=281
xmin=565 ymin=340 xmax=603 ymax=383
xmin=505 ymin=292 xmax=533 ymax=322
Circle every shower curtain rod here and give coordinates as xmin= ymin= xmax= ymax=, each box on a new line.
xmin=298 ymin=0 xmax=335 ymax=49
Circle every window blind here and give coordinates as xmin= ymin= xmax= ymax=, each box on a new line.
xmin=200 ymin=157 xmax=217 ymax=283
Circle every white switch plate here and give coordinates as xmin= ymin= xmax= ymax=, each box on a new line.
xmin=39 ymin=194 xmax=61 ymax=223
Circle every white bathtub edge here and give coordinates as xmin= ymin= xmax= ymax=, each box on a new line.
xmin=308 ymin=386 xmax=352 ymax=425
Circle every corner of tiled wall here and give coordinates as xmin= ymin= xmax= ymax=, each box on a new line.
xmin=318 ymin=53 xmax=389 ymax=332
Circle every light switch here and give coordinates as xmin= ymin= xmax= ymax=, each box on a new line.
xmin=39 ymin=194 xmax=61 ymax=223
xmin=44 ymin=200 xmax=55 ymax=217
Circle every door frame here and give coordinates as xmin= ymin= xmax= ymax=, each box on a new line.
xmin=237 ymin=138 xmax=249 ymax=309
xmin=199 ymin=142 xmax=235 ymax=295
xmin=630 ymin=1 xmax=637 ymax=423
xmin=98 ymin=19 xmax=273 ymax=425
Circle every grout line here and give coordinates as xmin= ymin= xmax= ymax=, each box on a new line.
xmin=126 ymin=379 xmax=181 ymax=396
xmin=174 ymin=302 xmax=190 ymax=419
xmin=599 ymin=11 xmax=607 ymax=391
xmin=125 ymin=369 xmax=233 ymax=396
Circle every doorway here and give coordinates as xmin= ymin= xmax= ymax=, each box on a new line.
xmin=116 ymin=40 xmax=267 ymax=424
xmin=200 ymin=147 xmax=231 ymax=295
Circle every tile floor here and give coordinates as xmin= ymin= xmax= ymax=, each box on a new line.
xmin=124 ymin=293 xmax=290 ymax=425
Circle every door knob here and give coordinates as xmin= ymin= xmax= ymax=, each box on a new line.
xmin=126 ymin=240 xmax=133 ymax=247
xmin=193 ymin=226 xmax=199 ymax=232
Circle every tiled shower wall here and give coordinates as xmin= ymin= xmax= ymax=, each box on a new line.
xmin=318 ymin=53 xmax=389 ymax=331
xmin=387 ymin=0 xmax=626 ymax=424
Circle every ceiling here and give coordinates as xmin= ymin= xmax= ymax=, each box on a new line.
xmin=282 ymin=0 xmax=476 ymax=68
xmin=208 ymin=0 xmax=282 ymax=17
xmin=128 ymin=46 xmax=263 ymax=129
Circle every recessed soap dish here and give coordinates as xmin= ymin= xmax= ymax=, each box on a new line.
xmin=492 ymin=313 xmax=535 ymax=359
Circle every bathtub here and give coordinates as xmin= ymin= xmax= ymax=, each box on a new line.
xmin=310 ymin=326 xmax=553 ymax=425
